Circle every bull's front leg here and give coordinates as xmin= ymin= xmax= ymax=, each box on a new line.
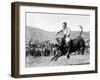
xmin=51 ymin=52 xmax=59 ymax=61
xmin=54 ymin=53 xmax=62 ymax=61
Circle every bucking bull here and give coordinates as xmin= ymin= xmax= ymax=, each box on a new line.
xmin=51 ymin=25 xmax=85 ymax=61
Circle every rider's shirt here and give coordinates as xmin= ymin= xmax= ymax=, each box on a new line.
xmin=56 ymin=27 xmax=70 ymax=38
xmin=63 ymin=27 xmax=71 ymax=43
xmin=63 ymin=27 xmax=70 ymax=37
xmin=56 ymin=27 xmax=71 ymax=44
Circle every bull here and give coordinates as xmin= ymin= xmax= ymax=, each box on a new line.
xmin=51 ymin=25 xmax=85 ymax=61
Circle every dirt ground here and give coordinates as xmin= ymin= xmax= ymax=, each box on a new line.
xmin=25 ymin=54 xmax=90 ymax=67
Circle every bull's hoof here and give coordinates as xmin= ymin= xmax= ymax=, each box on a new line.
xmin=67 ymin=55 xmax=70 ymax=58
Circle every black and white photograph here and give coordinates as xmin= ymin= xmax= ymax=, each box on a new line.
xmin=25 ymin=12 xmax=90 ymax=67
xmin=11 ymin=2 xmax=97 ymax=78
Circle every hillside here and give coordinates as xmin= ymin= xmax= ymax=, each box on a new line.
xmin=26 ymin=26 xmax=90 ymax=43
xmin=26 ymin=26 xmax=56 ymax=42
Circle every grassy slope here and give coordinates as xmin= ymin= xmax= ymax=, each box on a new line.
xmin=26 ymin=26 xmax=90 ymax=43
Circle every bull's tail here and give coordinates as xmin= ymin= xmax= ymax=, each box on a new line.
xmin=79 ymin=25 xmax=83 ymax=36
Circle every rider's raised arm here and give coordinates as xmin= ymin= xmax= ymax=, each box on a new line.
xmin=56 ymin=29 xmax=63 ymax=36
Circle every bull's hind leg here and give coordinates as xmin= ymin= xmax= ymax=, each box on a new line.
xmin=67 ymin=54 xmax=70 ymax=58
xmin=82 ymin=46 xmax=85 ymax=55
xmin=66 ymin=48 xmax=70 ymax=59
xmin=80 ymin=46 xmax=85 ymax=55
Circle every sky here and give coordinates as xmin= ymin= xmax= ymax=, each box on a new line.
xmin=26 ymin=12 xmax=90 ymax=32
